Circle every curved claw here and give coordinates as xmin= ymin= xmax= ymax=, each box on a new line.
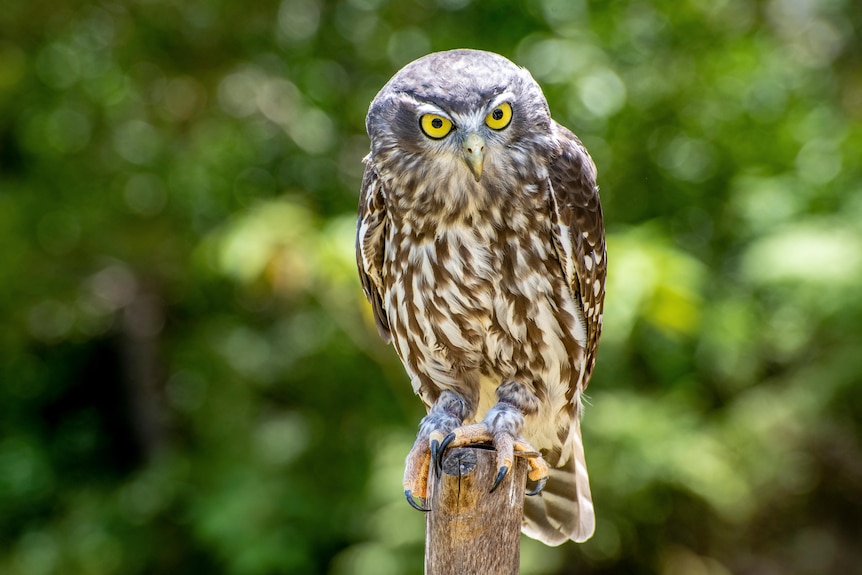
xmin=404 ymin=490 xmax=430 ymax=512
xmin=489 ymin=465 xmax=509 ymax=493
xmin=436 ymin=432 xmax=456 ymax=469
xmin=430 ymin=439 xmax=440 ymax=471
xmin=526 ymin=476 xmax=548 ymax=496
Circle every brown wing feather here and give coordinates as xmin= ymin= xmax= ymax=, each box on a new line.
xmin=548 ymin=122 xmax=607 ymax=389
xmin=522 ymin=122 xmax=605 ymax=545
xmin=355 ymin=160 xmax=391 ymax=343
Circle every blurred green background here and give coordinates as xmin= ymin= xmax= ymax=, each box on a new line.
xmin=2 ymin=0 xmax=861 ymax=573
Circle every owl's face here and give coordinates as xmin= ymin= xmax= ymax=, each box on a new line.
xmin=366 ymin=50 xmax=555 ymax=192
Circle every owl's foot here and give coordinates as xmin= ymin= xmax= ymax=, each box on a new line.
xmin=402 ymin=391 xmax=468 ymax=511
xmin=436 ymin=419 xmax=549 ymax=495
xmin=439 ymin=381 xmax=550 ymax=494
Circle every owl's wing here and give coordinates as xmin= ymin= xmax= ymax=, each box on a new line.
xmin=356 ymin=159 xmax=392 ymax=343
xmin=520 ymin=122 xmax=605 ymax=545
xmin=548 ymin=121 xmax=607 ymax=390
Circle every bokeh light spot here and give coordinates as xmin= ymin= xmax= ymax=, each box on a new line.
xmin=124 ymin=172 xmax=168 ymax=216
xmin=114 ymin=120 xmax=162 ymax=165
xmin=579 ymin=69 xmax=627 ymax=118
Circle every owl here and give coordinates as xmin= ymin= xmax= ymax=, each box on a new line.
xmin=356 ymin=49 xmax=606 ymax=545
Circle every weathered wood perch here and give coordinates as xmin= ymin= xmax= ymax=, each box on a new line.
xmin=425 ymin=446 xmax=527 ymax=574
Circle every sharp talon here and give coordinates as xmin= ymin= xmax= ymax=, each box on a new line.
xmin=436 ymin=432 xmax=456 ymax=468
xmin=430 ymin=439 xmax=440 ymax=471
xmin=490 ymin=465 xmax=509 ymax=493
xmin=439 ymin=432 xmax=455 ymax=454
xmin=526 ymin=477 xmax=548 ymax=496
xmin=405 ymin=490 xmax=430 ymax=512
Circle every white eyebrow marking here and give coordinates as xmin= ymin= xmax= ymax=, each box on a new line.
xmin=415 ymin=103 xmax=451 ymax=119
xmin=488 ymin=92 xmax=515 ymax=110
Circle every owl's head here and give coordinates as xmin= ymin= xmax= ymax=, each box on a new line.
xmin=366 ymin=49 xmax=554 ymax=188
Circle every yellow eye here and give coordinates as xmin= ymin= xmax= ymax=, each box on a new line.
xmin=420 ymin=114 xmax=453 ymax=139
xmin=485 ymin=102 xmax=512 ymax=130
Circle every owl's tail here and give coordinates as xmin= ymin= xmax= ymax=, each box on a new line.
xmin=522 ymin=420 xmax=595 ymax=545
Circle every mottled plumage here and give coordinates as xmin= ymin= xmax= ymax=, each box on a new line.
xmin=356 ymin=49 xmax=606 ymax=545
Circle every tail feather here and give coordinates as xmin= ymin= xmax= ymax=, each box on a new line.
xmin=522 ymin=421 xmax=594 ymax=545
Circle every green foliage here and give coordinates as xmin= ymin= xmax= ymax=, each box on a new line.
xmin=2 ymin=0 xmax=861 ymax=573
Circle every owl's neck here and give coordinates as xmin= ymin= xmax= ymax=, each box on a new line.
xmin=382 ymin=156 xmax=546 ymax=226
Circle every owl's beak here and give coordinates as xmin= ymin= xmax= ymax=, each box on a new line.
xmin=462 ymin=133 xmax=485 ymax=182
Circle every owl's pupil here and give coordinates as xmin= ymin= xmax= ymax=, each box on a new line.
xmin=431 ymin=118 xmax=443 ymax=129
xmin=493 ymin=109 xmax=504 ymax=120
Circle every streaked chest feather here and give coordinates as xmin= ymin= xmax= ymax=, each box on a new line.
xmin=383 ymin=214 xmax=587 ymax=393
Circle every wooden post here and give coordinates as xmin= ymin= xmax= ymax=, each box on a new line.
xmin=425 ymin=446 xmax=527 ymax=575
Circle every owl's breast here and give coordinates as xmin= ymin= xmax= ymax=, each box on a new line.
xmin=383 ymin=211 xmax=587 ymax=405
